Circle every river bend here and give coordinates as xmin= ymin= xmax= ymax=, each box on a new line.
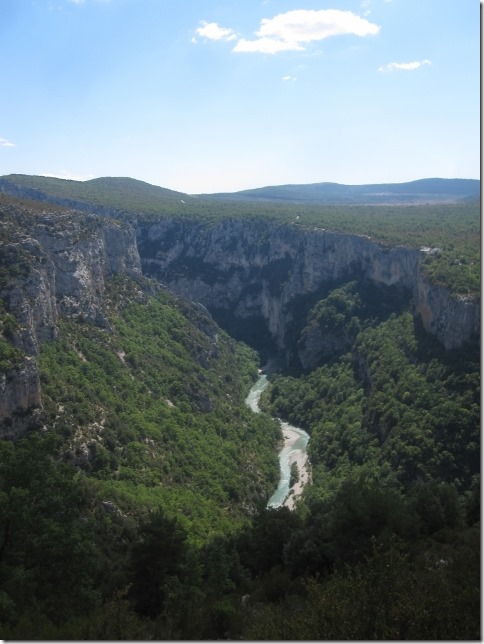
xmin=245 ymin=373 xmax=310 ymax=509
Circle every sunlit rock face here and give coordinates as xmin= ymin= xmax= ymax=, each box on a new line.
xmin=1 ymin=209 xmax=478 ymax=434
xmin=415 ymin=280 xmax=480 ymax=349
xmin=137 ymin=219 xmax=479 ymax=353
xmin=0 ymin=211 xmax=142 ymax=433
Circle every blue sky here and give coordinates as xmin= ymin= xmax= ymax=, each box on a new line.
xmin=0 ymin=0 xmax=479 ymax=193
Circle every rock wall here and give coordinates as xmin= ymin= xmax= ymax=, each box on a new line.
xmin=415 ymin=279 xmax=480 ymax=349
xmin=0 ymin=207 xmax=479 ymax=433
xmin=0 ymin=209 xmax=141 ymax=431
xmin=138 ymin=218 xmax=479 ymax=352
xmin=0 ymin=358 xmax=41 ymax=438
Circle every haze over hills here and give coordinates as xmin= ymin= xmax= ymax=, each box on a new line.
xmin=0 ymin=174 xmax=479 ymax=210
xmin=204 ymin=177 xmax=480 ymax=205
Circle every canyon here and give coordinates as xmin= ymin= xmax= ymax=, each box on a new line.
xmin=0 ymin=199 xmax=479 ymax=434
xmin=137 ymin=217 xmax=479 ymax=354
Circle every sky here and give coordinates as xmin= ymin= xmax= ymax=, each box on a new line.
xmin=0 ymin=0 xmax=480 ymax=194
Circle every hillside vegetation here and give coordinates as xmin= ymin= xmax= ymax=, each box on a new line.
xmin=1 ymin=275 xmax=479 ymax=640
xmin=0 ymin=188 xmax=479 ymax=639
xmin=38 ymin=277 xmax=280 ymax=543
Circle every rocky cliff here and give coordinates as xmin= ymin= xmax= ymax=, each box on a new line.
xmin=137 ymin=218 xmax=479 ymax=354
xmin=0 ymin=202 xmax=141 ymax=432
xmin=0 ymin=204 xmax=479 ymax=433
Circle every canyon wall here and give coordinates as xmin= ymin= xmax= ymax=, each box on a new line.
xmin=137 ymin=218 xmax=479 ymax=352
xmin=0 ymin=209 xmax=141 ymax=434
xmin=0 ymin=209 xmax=479 ymax=433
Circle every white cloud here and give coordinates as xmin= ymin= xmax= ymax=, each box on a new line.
xmin=234 ymin=37 xmax=304 ymax=54
xmin=232 ymin=9 xmax=380 ymax=55
xmin=259 ymin=9 xmax=380 ymax=41
xmin=196 ymin=9 xmax=379 ymax=55
xmin=196 ymin=21 xmax=237 ymax=42
xmin=0 ymin=137 xmax=15 ymax=148
xmin=282 ymin=75 xmax=296 ymax=81
xmin=379 ymin=59 xmax=431 ymax=72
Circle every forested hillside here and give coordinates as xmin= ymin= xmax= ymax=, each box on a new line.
xmin=0 ymin=189 xmax=479 ymax=639
xmin=248 ymin=282 xmax=480 ymax=639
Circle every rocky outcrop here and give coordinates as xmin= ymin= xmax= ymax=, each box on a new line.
xmin=29 ymin=213 xmax=141 ymax=333
xmin=2 ymin=211 xmax=141 ymax=357
xmin=0 ymin=207 xmax=142 ymax=432
xmin=0 ymin=358 xmax=41 ymax=438
xmin=415 ymin=279 xmax=480 ymax=349
xmin=138 ymin=218 xmax=479 ymax=354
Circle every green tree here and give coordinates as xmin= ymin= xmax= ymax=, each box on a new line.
xmin=0 ymin=433 xmax=99 ymax=626
xmin=127 ymin=509 xmax=187 ymax=619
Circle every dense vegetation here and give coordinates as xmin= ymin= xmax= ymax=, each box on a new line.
xmin=0 ymin=193 xmax=479 ymax=639
xmin=0 ymin=277 xmax=479 ymax=639
xmin=265 ymin=283 xmax=479 ymax=498
xmin=38 ymin=277 xmax=280 ymax=542
xmin=248 ymin=281 xmax=480 ymax=640
xmin=214 ymin=177 xmax=480 ymax=203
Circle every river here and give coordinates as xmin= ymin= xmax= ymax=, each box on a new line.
xmin=245 ymin=371 xmax=310 ymax=509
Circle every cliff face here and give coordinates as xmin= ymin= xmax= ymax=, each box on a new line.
xmin=0 ymin=207 xmax=479 ymax=433
xmin=137 ymin=218 xmax=479 ymax=353
xmin=0 ymin=208 xmax=141 ymax=431
xmin=3 ymin=212 xmax=141 ymax=355
xmin=415 ymin=280 xmax=480 ymax=349
xmin=0 ymin=358 xmax=41 ymax=438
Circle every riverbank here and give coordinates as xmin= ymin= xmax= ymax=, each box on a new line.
xmin=279 ymin=423 xmax=311 ymax=510
xmin=245 ymin=372 xmax=310 ymax=509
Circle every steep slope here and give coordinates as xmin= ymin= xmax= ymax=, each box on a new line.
xmin=138 ymin=217 xmax=479 ymax=357
xmin=0 ymin=197 xmax=141 ymax=435
xmin=0 ymin=197 xmax=279 ymax=532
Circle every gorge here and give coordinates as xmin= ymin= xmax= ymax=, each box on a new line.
xmin=245 ymin=369 xmax=310 ymax=509
xmin=0 ymin=179 xmax=480 ymax=639
xmin=137 ymin=217 xmax=479 ymax=356
xmin=0 ymin=199 xmax=478 ymax=430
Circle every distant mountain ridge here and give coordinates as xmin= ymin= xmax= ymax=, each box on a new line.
xmin=205 ymin=178 xmax=480 ymax=204
xmin=0 ymin=174 xmax=191 ymax=217
xmin=0 ymin=174 xmax=479 ymax=210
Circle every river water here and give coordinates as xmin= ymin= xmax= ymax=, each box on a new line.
xmin=245 ymin=372 xmax=310 ymax=509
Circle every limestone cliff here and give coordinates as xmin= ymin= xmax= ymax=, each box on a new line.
xmin=0 ymin=358 xmax=41 ymax=438
xmin=0 ymin=204 xmax=479 ymax=433
xmin=137 ymin=218 xmax=479 ymax=354
xmin=0 ymin=204 xmax=141 ymax=431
